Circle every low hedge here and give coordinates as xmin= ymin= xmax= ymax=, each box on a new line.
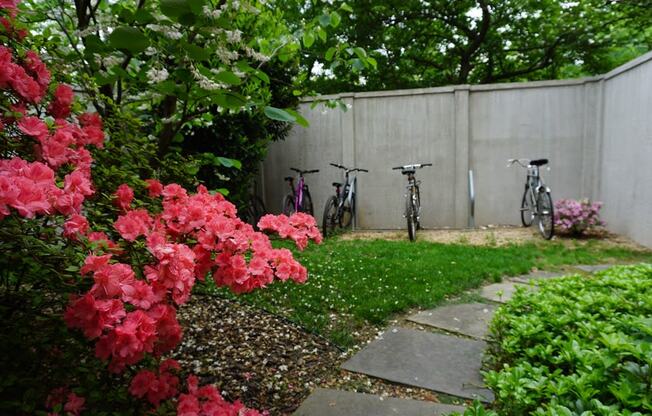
xmin=485 ymin=264 xmax=652 ymax=415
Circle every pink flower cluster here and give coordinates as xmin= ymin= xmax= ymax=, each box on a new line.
xmin=2 ymin=2 xmax=321 ymax=413
xmin=46 ymin=387 xmax=85 ymax=416
xmin=554 ymin=198 xmax=604 ymax=235
xmin=177 ymin=376 xmax=264 ymax=416
xmin=129 ymin=359 xmax=181 ymax=407
xmin=0 ymin=28 xmax=103 ymax=224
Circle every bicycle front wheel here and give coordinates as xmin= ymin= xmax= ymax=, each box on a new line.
xmin=537 ymin=191 xmax=554 ymax=240
xmin=300 ymin=189 xmax=314 ymax=216
xmin=322 ymin=196 xmax=338 ymax=237
xmin=520 ymin=187 xmax=535 ymax=227
xmin=406 ymin=192 xmax=417 ymax=242
xmin=340 ymin=194 xmax=355 ymax=229
xmin=282 ymin=194 xmax=295 ymax=216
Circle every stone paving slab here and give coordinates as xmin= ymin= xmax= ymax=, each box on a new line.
xmin=479 ymin=281 xmax=537 ymax=303
xmin=293 ymin=388 xmax=465 ymax=416
xmin=509 ymin=271 xmax=563 ymax=284
xmin=574 ymin=264 xmax=616 ymax=273
xmin=341 ymin=327 xmax=494 ymax=403
xmin=408 ymin=303 xmax=496 ymax=340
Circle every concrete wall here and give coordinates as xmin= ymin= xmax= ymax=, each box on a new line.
xmin=599 ymin=54 xmax=652 ymax=247
xmin=262 ymin=52 xmax=652 ymax=247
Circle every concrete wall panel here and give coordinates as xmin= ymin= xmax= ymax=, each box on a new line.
xmin=261 ymin=52 xmax=652 ymax=247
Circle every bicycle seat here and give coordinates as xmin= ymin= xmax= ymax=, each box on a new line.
xmin=332 ymin=182 xmax=342 ymax=187
xmin=530 ymin=159 xmax=548 ymax=166
xmin=284 ymin=176 xmax=293 ymax=182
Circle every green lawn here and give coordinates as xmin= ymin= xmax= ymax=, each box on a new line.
xmin=212 ymin=237 xmax=652 ymax=348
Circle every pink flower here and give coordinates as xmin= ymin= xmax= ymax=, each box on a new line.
xmin=17 ymin=116 xmax=48 ymax=140
xmin=80 ymin=254 xmax=113 ymax=275
xmin=114 ymin=209 xmax=153 ymax=241
xmin=48 ymin=84 xmax=74 ymax=118
xmin=114 ymin=184 xmax=134 ymax=211
xmin=145 ymin=179 xmax=164 ymax=197
xmin=63 ymin=214 xmax=89 ymax=239
xmin=63 ymin=393 xmax=85 ymax=416
xmin=64 ymin=294 xmax=125 ymax=339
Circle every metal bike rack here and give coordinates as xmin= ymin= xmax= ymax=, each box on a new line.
xmin=468 ymin=169 xmax=475 ymax=228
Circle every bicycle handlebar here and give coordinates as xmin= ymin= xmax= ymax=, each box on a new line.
xmin=290 ymin=167 xmax=319 ymax=174
xmin=328 ymin=163 xmax=368 ymax=173
xmin=392 ymin=163 xmax=432 ymax=170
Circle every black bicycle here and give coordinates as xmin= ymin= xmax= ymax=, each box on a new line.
xmin=508 ymin=158 xmax=554 ymax=240
xmin=242 ymin=194 xmax=266 ymax=229
xmin=392 ymin=163 xmax=432 ymax=241
xmin=322 ymin=163 xmax=368 ymax=237
xmin=282 ymin=167 xmax=319 ymax=216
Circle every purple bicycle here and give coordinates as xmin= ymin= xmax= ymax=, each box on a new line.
xmin=282 ymin=167 xmax=319 ymax=216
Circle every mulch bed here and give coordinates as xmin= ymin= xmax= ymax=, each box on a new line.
xmin=174 ymin=295 xmax=469 ymax=415
xmin=173 ymin=294 xmax=342 ymax=415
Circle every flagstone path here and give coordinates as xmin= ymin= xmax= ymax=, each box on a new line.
xmin=294 ymin=264 xmax=621 ymax=415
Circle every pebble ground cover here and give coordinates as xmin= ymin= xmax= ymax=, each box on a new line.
xmin=211 ymin=237 xmax=652 ymax=348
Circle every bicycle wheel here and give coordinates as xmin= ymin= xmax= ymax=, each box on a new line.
xmin=300 ymin=189 xmax=314 ymax=216
xmin=340 ymin=194 xmax=354 ymax=228
xmin=406 ymin=191 xmax=417 ymax=242
xmin=282 ymin=194 xmax=295 ymax=216
xmin=520 ymin=187 xmax=535 ymax=227
xmin=415 ymin=186 xmax=422 ymax=230
xmin=250 ymin=195 xmax=266 ymax=229
xmin=322 ymin=196 xmax=338 ymax=237
xmin=537 ymin=191 xmax=554 ymax=240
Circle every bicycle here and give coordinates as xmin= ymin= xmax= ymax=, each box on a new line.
xmin=242 ymin=194 xmax=266 ymax=229
xmin=282 ymin=167 xmax=319 ymax=216
xmin=322 ymin=163 xmax=368 ymax=237
xmin=392 ymin=163 xmax=432 ymax=241
xmin=508 ymin=158 xmax=554 ymax=240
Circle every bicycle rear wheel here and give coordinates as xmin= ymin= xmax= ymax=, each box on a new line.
xmin=406 ymin=192 xmax=417 ymax=242
xmin=520 ymin=187 xmax=535 ymax=227
xmin=322 ymin=196 xmax=338 ymax=237
xmin=282 ymin=194 xmax=295 ymax=216
xmin=537 ymin=191 xmax=554 ymax=240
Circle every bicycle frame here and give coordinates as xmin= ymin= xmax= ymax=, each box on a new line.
xmin=293 ymin=175 xmax=305 ymax=211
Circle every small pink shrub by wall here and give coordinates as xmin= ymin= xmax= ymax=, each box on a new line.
xmin=554 ymin=199 xmax=604 ymax=236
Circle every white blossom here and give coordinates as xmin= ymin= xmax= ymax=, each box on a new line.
xmin=147 ymin=67 xmax=169 ymax=83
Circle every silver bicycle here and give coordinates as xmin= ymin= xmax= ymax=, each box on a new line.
xmin=392 ymin=163 xmax=432 ymax=241
xmin=508 ymin=158 xmax=554 ymax=240
xmin=322 ymin=163 xmax=368 ymax=237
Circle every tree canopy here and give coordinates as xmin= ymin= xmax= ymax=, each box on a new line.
xmin=286 ymin=0 xmax=652 ymax=93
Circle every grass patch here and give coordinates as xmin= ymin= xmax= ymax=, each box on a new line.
xmin=210 ymin=237 xmax=652 ymax=348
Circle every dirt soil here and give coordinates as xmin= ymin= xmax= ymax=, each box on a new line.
xmin=340 ymin=225 xmax=646 ymax=250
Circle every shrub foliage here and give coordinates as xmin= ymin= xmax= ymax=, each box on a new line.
xmin=486 ymin=264 xmax=652 ymax=415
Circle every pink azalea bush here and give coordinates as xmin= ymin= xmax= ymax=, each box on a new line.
xmin=0 ymin=2 xmax=321 ymax=414
xmin=554 ymin=198 xmax=604 ymax=236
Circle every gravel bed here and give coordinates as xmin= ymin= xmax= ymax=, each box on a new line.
xmin=174 ymin=294 xmax=342 ymax=415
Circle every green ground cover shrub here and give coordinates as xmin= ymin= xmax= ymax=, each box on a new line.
xmin=486 ymin=264 xmax=652 ymax=415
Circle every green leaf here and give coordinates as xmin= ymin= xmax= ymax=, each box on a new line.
xmin=264 ymin=106 xmax=296 ymax=122
xmin=340 ymin=3 xmax=353 ymax=13
xmin=108 ymin=27 xmax=149 ymax=54
xmin=325 ymin=47 xmax=337 ymax=61
xmin=318 ymin=14 xmax=331 ymax=27
xmin=160 ymin=0 xmax=205 ymax=19
xmin=217 ymin=188 xmax=229 ymax=196
xmin=286 ymin=109 xmax=309 ymax=128
xmin=317 ymin=27 xmax=327 ymax=42
xmin=217 ymin=157 xmax=242 ymax=169
xmin=330 ymin=11 xmax=342 ymax=28
xmin=83 ymin=34 xmax=105 ymax=54
xmin=353 ymin=47 xmax=367 ymax=59
xmin=185 ymin=43 xmax=210 ymax=61
xmin=134 ymin=9 xmax=156 ymax=24
xmin=214 ymin=71 xmax=242 ymax=86
xmin=303 ymin=31 xmax=315 ymax=48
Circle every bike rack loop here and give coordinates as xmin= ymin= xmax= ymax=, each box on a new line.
xmin=468 ymin=169 xmax=475 ymax=228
